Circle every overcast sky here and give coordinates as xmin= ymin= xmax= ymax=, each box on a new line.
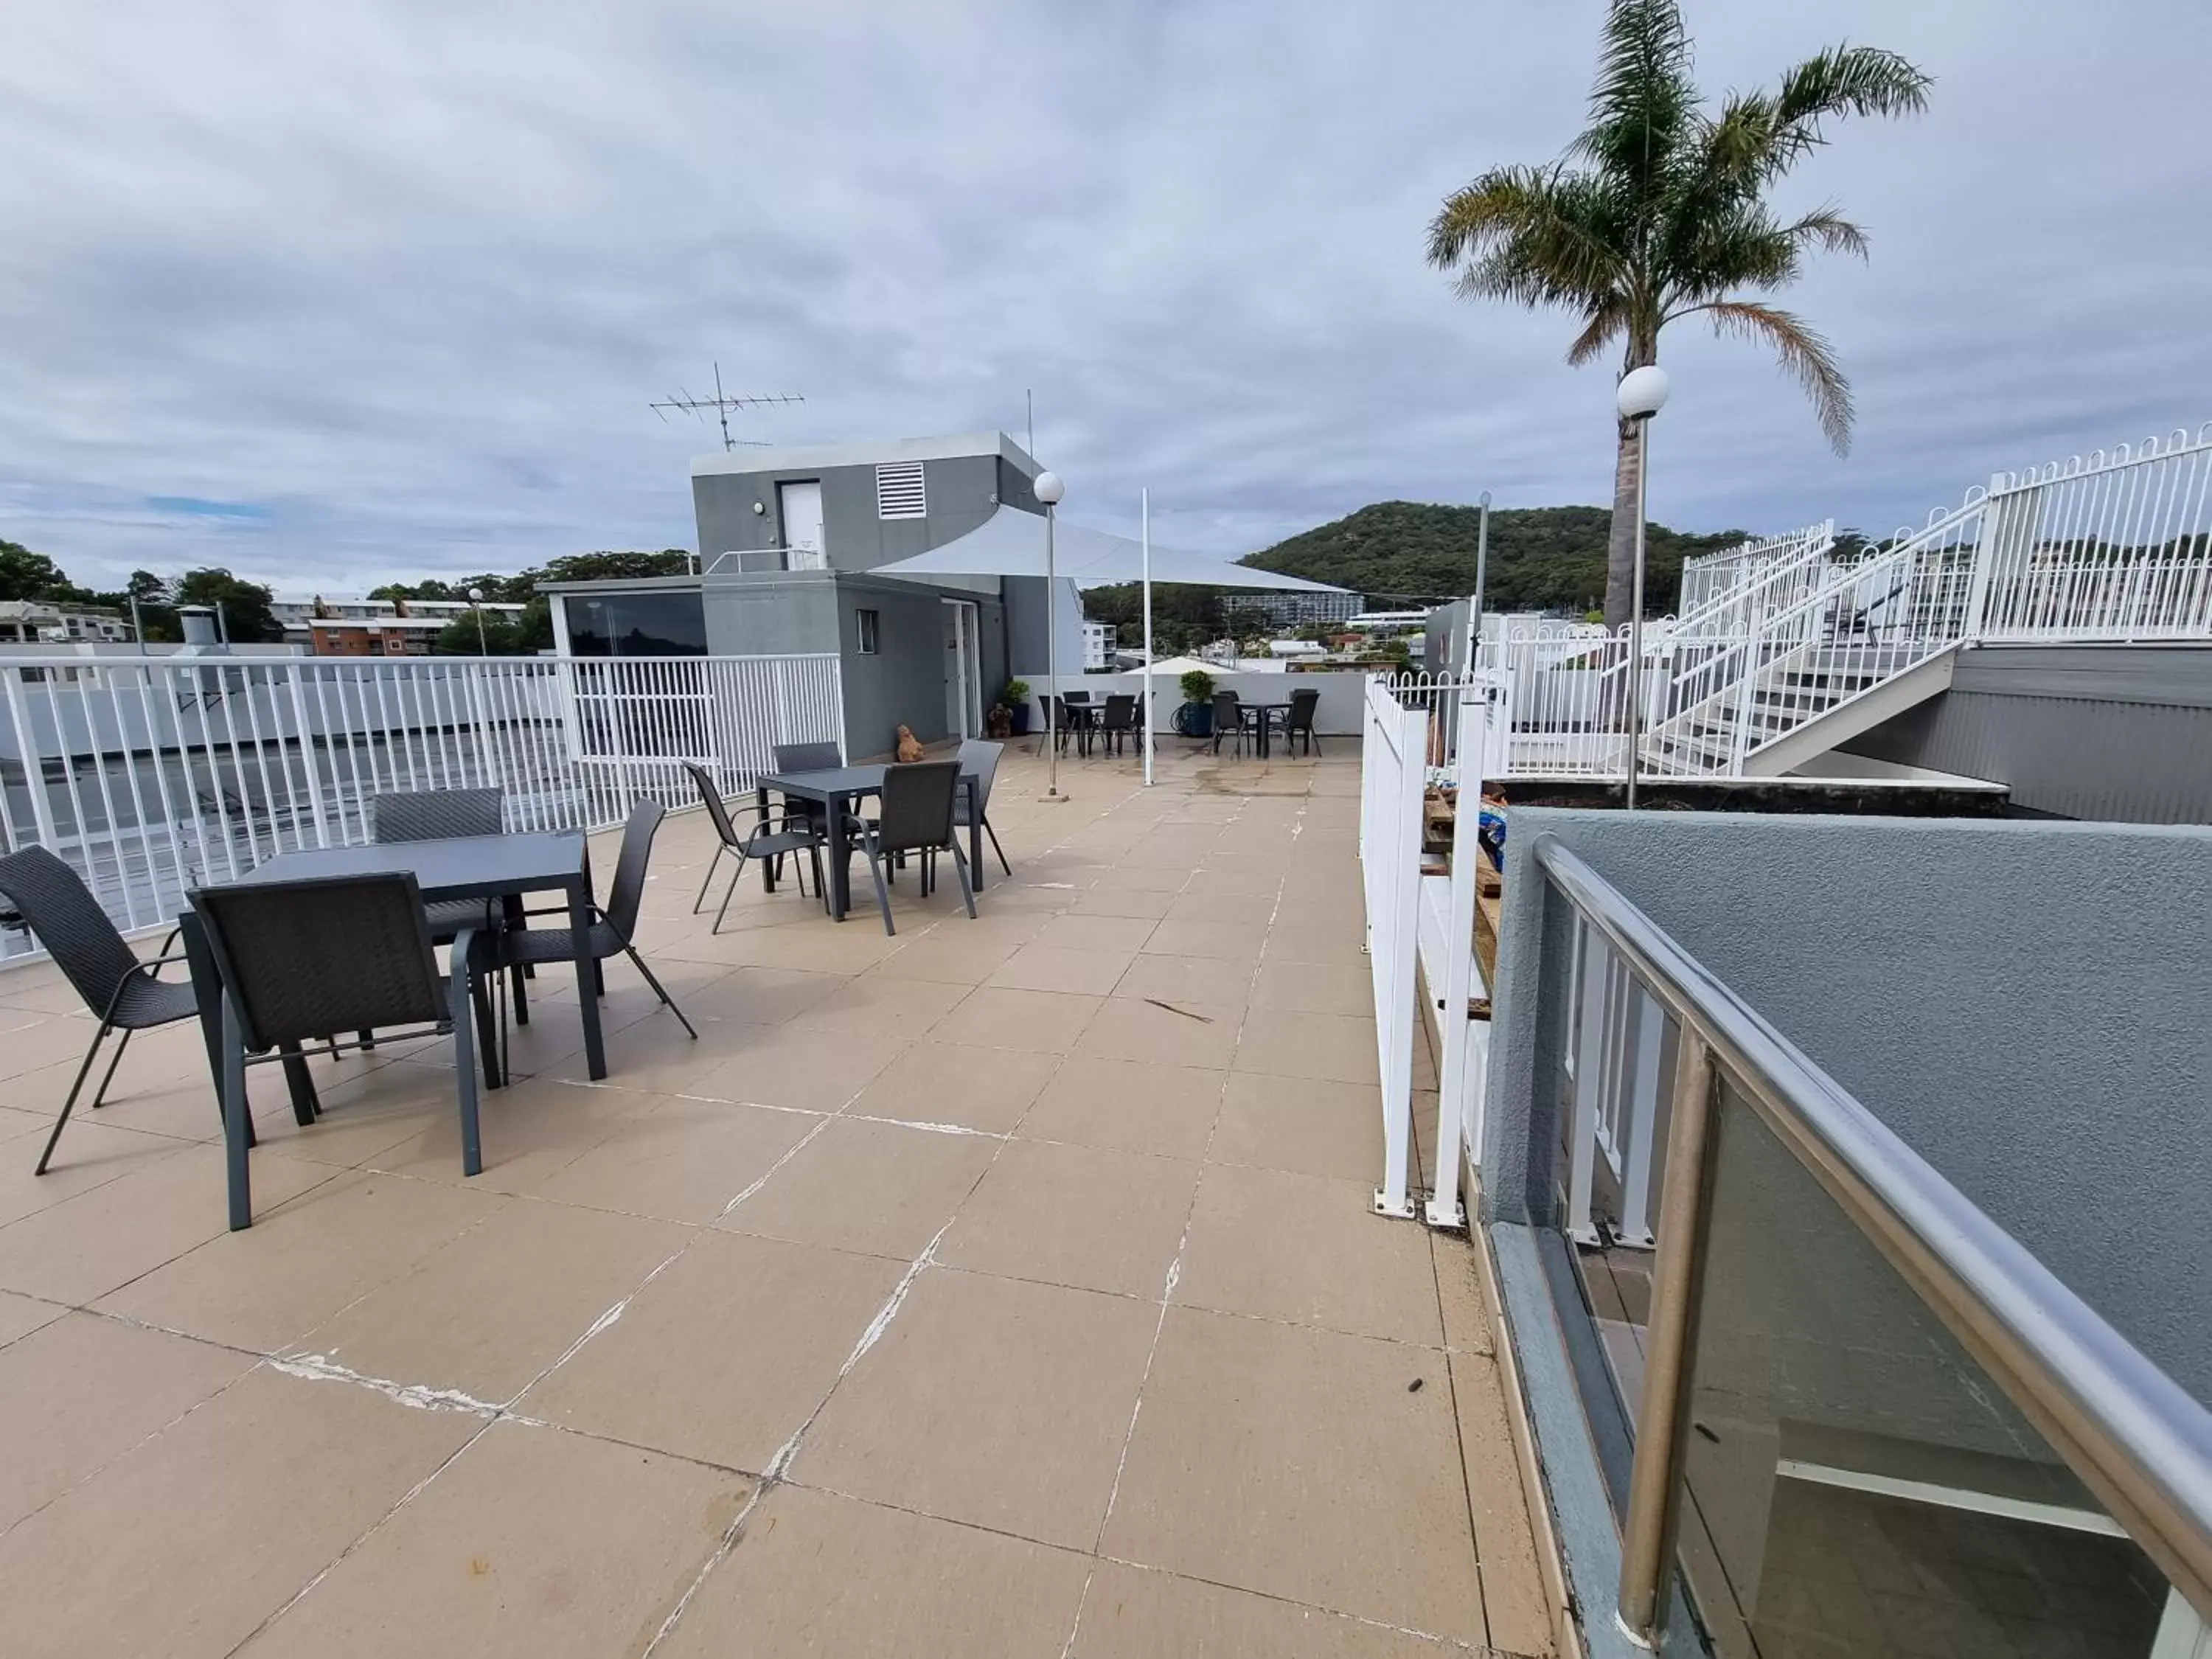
xmin=3 ymin=0 xmax=2207 ymax=592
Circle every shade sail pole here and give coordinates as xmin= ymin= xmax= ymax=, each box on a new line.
xmin=1142 ymin=487 xmax=1155 ymax=787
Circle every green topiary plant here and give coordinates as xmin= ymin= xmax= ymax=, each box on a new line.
xmin=1178 ymin=668 xmax=1216 ymax=706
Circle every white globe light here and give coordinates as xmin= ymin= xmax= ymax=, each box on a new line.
xmin=467 ymin=587 xmax=484 ymax=602
xmin=1616 ymin=364 xmax=1671 ymax=422
xmin=1034 ymin=470 xmax=1065 ymax=506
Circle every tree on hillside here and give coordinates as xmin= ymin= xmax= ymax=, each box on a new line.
xmin=1240 ymin=501 xmax=1745 ymax=616
xmin=1426 ymin=0 xmax=1930 ymax=627
xmin=0 ymin=541 xmax=90 ymax=604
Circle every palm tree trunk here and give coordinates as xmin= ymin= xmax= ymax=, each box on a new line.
xmin=1604 ymin=417 xmax=1639 ymax=630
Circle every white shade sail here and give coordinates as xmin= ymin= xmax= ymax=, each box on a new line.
xmin=872 ymin=505 xmax=1346 ymax=593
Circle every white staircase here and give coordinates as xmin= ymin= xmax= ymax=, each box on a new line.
xmin=1464 ymin=422 xmax=2212 ymax=781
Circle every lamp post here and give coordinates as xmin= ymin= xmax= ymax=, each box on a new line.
xmin=1615 ymin=365 xmax=1670 ymax=810
xmin=1034 ymin=470 xmax=1065 ymax=799
xmin=467 ymin=587 xmax=487 ymax=655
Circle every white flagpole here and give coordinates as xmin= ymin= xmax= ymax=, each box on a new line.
xmin=1141 ymin=487 xmax=1155 ymax=787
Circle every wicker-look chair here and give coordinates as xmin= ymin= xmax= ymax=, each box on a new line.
xmin=771 ymin=742 xmax=843 ymax=841
xmin=191 ymin=872 xmax=494 ymax=1228
xmin=1283 ymin=686 xmax=1323 ymax=756
xmin=0 ymin=846 xmax=202 ymax=1175
xmin=367 ymin=785 xmax=516 ymax=1042
xmin=685 ymin=761 xmax=826 ymax=931
xmin=372 ymin=786 xmax=505 ymax=940
xmin=1096 ymin=694 xmax=1138 ymax=757
xmin=1211 ymin=689 xmax=1253 ymax=757
xmin=491 ymin=799 xmax=697 ymax=1072
xmin=952 ymin=738 xmax=1011 ymax=877
xmin=855 ymin=761 xmax=974 ymax=936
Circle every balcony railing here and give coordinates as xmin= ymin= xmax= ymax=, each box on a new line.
xmin=0 ymin=652 xmax=843 ymax=956
xmin=1534 ymin=836 xmax=2212 ymax=1655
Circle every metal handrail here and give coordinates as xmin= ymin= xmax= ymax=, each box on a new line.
xmin=1533 ymin=835 xmax=2212 ymax=1641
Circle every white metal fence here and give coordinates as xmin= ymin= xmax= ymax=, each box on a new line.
xmin=1358 ymin=674 xmax=1425 ymax=1220
xmin=0 ymin=652 xmax=843 ymax=956
xmin=1395 ymin=422 xmax=2212 ymax=785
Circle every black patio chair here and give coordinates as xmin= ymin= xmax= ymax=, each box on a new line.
xmin=191 ymin=872 xmax=497 ymax=1225
xmin=772 ymin=741 xmax=843 ymax=837
xmin=1211 ymin=689 xmax=1253 ymax=757
xmin=1096 ymin=694 xmax=1138 ymax=757
xmin=684 ymin=761 xmax=826 ymax=931
xmin=855 ymin=761 xmax=974 ymax=936
xmin=953 ymin=737 xmax=1012 ymax=877
xmin=369 ymin=785 xmax=520 ymax=1037
xmin=490 ymin=799 xmax=698 ymax=1074
xmin=1283 ymin=686 xmax=1323 ymax=756
xmin=0 ymin=846 xmax=201 ymax=1176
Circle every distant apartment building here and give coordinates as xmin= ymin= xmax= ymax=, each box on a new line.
xmin=1238 ymin=589 xmax=1365 ymax=627
xmin=274 ymin=594 xmax=527 ymax=655
xmin=1082 ymin=621 xmax=1116 ymax=670
xmin=305 ymin=616 xmax=446 ymax=657
xmin=0 ymin=600 xmax=134 ymax=645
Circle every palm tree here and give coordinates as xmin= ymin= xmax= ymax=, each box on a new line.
xmin=1427 ymin=0 xmax=1930 ymax=627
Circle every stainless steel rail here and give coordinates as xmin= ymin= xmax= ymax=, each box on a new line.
xmin=1532 ymin=834 xmax=2212 ymax=1644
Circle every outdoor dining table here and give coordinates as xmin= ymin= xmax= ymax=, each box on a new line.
xmin=756 ymin=764 xmax=984 ymax=921
xmin=175 ymin=830 xmax=607 ymax=1137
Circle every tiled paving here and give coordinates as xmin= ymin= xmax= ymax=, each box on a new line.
xmin=0 ymin=743 xmax=1554 ymax=1657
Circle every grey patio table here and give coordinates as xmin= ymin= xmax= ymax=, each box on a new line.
xmin=756 ymin=764 xmax=984 ymax=921
xmin=176 ymin=830 xmax=607 ymax=1129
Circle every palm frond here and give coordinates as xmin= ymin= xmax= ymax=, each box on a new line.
xmin=1573 ymin=0 xmax=1698 ymax=203
xmin=1427 ymin=165 xmax=1627 ymax=308
xmin=1688 ymin=299 xmax=1855 ymax=453
xmin=1767 ymin=46 xmax=1933 ymax=172
xmin=1566 ymin=301 xmax=1629 ymax=367
xmin=1783 ymin=206 xmax=1869 ymax=260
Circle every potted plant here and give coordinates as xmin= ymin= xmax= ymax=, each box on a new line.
xmin=1178 ymin=668 xmax=1217 ymax=738
xmin=1001 ymin=679 xmax=1032 ymax=736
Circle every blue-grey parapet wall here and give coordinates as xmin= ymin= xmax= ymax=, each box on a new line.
xmin=1484 ymin=806 xmax=2212 ymax=1402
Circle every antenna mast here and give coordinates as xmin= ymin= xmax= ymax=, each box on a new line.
xmin=650 ymin=363 xmax=804 ymax=450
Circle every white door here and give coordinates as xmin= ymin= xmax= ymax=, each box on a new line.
xmin=942 ymin=600 xmax=981 ymax=738
xmin=779 ymin=481 xmax=825 ymax=570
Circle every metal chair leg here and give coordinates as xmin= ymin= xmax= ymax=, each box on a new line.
xmin=949 ymin=843 xmax=977 ymax=919
xmin=86 ymin=1024 xmax=133 ymax=1110
xmin=625 ymin=945 xmax=698 ymax=1039
xmin=32 ymin=1020 xmax=112 ymax=1175
xmin=692 ymin=843 xmax=725 ymax=914
xmin=712 ymin=857 xmax=745 ymax=934
xmin=984 ymin=818 xmax=1012 ymax=877
xmin=862 ymin=838 xmax=896 ymax=936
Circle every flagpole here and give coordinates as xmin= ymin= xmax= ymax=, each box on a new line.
xmin=1141 ymin=489 xmax=1155 ymax=787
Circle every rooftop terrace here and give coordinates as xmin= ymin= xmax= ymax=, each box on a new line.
xmin=0 ymin=744 xmax=1553 ymax=1658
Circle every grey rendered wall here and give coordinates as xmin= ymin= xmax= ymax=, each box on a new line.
xmin=834 ymin=577 xmax=963 ymax=759
xmin=700 ymin=573 xmax=841 ymax=656
xmin=693 ymin=457 xmax=1032 ymax=576
xmin=1484 ymin=807 xmax=2212 ymax=1400
xmin=1843 ymin=642 xmax=2212 ymax=822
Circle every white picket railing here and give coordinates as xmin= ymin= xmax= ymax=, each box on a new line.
xmin=1359 ymin=674 xmax=1425 ymax=1220
xmin=0 ymin=652 xmax=844 ymax=956
xmin=1974 ymin=423 xmax=2212 ymax=641
xmin=1417 ymin=424 xmax=2212 ymax=785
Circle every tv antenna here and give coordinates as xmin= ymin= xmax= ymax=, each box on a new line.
xmin=650 ymin=362 xmax=804 ymax=451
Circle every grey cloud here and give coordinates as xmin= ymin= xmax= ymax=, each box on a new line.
xmin=1 ymin=0 xmax=2206 ymax=592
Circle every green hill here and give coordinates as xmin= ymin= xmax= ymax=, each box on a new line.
xmin=1239 ymin=501 xmax=1753 ymax=616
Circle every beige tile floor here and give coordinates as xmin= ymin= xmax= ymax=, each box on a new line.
xmin=0 ymin=742 xmax=1553 ymax=1658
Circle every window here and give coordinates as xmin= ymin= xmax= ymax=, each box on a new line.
xmin=564 ymin=591 xmax=710 ymax=658
xmin=856 ymin=609 xmax=880 ymax=655
xmin=874 ymin=461 xmax=927 ymax=521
